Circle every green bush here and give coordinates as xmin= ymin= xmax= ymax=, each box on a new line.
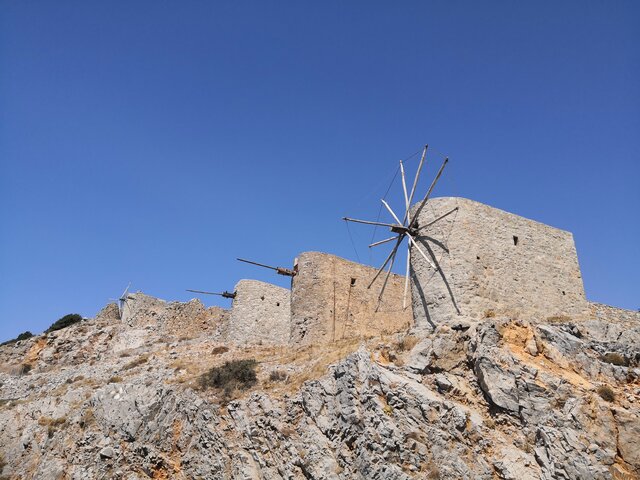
xmin=1 ymin=331 xmax=34 ymax=346
xmin=46 ymin=314 xmax=82 ymax=333
xmin=199 ymin=359 xmax=258 ymax=396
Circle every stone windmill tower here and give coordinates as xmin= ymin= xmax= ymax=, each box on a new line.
xmin=345 ymin=145 xmax=588 ymax=326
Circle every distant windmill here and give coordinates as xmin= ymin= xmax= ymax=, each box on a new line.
xmin=186 ymin=289 xmax=236 ymax=299
xmin=110 ymin=282 xmax=134 ymax=319
xmin=343 ymin=145 xmax=455 ymax=310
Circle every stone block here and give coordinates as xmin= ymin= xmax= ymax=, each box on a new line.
xmin=410 ymin=197 xmax=589 ymax=326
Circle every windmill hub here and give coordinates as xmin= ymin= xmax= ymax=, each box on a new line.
xmin=390 ymin=225 xmax=418 ymax=236
xmin=343 ymin=145 xmax=451 ymax=311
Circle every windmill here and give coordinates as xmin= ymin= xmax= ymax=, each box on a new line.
xmin=343 ymin=145 xmax=454 ymax=310
xmin=110 ymin=282 xmax=134 ymax=319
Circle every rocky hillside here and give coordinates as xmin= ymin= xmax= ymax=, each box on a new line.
xmin=0 ymin=298 xmax=638 ymax=479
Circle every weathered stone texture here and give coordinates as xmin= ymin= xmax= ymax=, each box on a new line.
xmin=411 ymin=197 xmax=589 ymax=326
xmin=226 ymin=279 xmax=291 ymax=346
xmin=120 ymin=292 xmax=227 ymax=338
xmin=291 ymin=252 xmax=413 ymax=345
xmin=590 ymin=302 xmax=640 ymax=325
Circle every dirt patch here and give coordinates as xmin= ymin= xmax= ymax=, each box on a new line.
xmin=25 ymin=337 xmax=48 ymax=365
xmin=501 ymin=322 xmax=592 ymax=390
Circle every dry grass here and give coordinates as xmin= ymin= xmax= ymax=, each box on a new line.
xmin=268 ymin=370 xmax=288 ymax=382
xmin=123 ymin=354 xmax=150 ymax=371
xmin=396 ymin=335 xmax=420 ymax=352
xmin=483 ymin=309 xmax=496 ymax=318
xmin=79 ymin=408 xmax=95 ymax=429
xmin=108 ymin=375 xmax=123 ymax=384
xmin=597 ymin=385 xmax=615 ymax=402
xmin=602 ymin=352 xmax=627 ymax=366
xmin=424 ymin=460 xmax=441 ymax=479
xmin=546 ymin=315 xmax=572 ymax=323
xmin=163 ymin=337 xmax=365 ymax=400
xmin=279 ymin=338 xmax=362 ymax=393
xmin=38 ymin=416 xmax=66 ymax=438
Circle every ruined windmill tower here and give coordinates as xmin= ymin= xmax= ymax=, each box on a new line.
xmin=409 ymin=197 xmax=588 ymax=325
xmin=183 ymin=143 xmax=590 ymax=347
xmin=345 ymin=144 xmax=589 ymax=328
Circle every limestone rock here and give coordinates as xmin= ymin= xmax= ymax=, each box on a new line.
xmin=0 ymin=300 xmax=638 ymax=479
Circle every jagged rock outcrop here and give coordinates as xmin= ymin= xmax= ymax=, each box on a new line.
xmin=0 ymin=302 xmax=638 ymax=479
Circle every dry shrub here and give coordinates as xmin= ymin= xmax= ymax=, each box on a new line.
xmin=269 ymin=370 xmax=288 ymax=382
xmin=123 ymin=354 xmax=149 ymax=370
xmin=597 ymin=385 xmax=615 ymax=402
xmin=211 ymin=346 xmax=229 ymax=355
xmin=396 ymin=335 xmax=419 ymax=352
xmin=199 ymin=359 xmax=257 ymax=398
xmin=483 ymin=309 xmax=496 ymax=318
xmin=602 ymin=352 xmax=627 ymax=366
xmin=79 ymin=408 xmax=95 ymax=429
xmin=108 ymin=376 xmax=123 ymax=384
xmin=424 ymin=460 xmax=441 ymax=479
xmin=546 ymin=315 xmax=572 ymax=323
xmin=38 ymin=417 xmax=66 ymax=438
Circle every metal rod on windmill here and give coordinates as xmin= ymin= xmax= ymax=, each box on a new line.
xmin=342 ymin=144 xmax=454 ymax=311
xmin=186 ymin=289 xmax=236 ymax=299
xmin=236 ymin=258 xmax=296 ymax=277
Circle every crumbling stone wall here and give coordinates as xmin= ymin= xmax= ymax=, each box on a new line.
xmin=120 ymin=292 xmax=227 ymax=338
xmin=291 ymin=252 xmax=413 ymax=345
xmin=226 ymin=280 xmax=291 ymax=346
xmin=411 ymin=197 xmax=589 ymax=325
xmin=590 ymin=302 xmax=640 ymax=324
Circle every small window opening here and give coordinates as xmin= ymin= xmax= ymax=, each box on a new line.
xmin=476 ymin=255 xmax=480 ymax=260
xmin=276 ymin=302 xmax=280 ymax=306
xmin=261 ymin=295 xmax=265 ymax=301
xmin=350 ymin=278 xmax=356 ymax=287
xmin=562 ymin=291 xmax=566 ymax=296
xmin=513 ymin=236 xmax=519 ymax=246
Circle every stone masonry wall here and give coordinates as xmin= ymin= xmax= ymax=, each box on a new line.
xmin=108 ymin=293 xmax=227 ymax=352
xmin=226 ymin=280 xmax=291 ymax=346
xmin=589 ymin=302 xmax=640 ymax=325
xmin=410 ymin=197 xmax=589 ymax=326
xmin=290 ymin=252 xmax=413 ymax=345
xmin=120 ymin=292 xmax=226 ymax=337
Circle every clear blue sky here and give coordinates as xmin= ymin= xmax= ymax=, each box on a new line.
xmin=1 ymin=1 xmax=638 ymax=341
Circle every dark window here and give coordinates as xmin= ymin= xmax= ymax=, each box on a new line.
xmin=276 ymin=302 xmax=280 ymax=306
xmin=350 ymin=278 xmax=357 ymax=287
xmin=513 ymin=236 xmax=519 ymax=246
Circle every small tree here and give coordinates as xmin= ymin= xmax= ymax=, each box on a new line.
xmin=1 ymin=331 xmax=34 ymax=346
xmin=46 ymin=314 xmax=82 ymax=333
